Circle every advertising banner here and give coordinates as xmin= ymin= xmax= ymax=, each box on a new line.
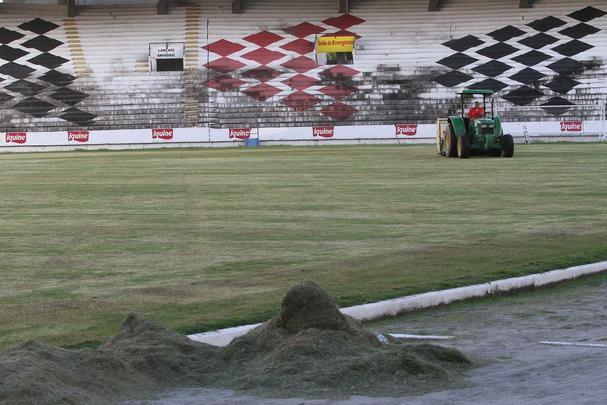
xmin=6 ymin=132 xmax=27 ymax=144
xmin=68 ymin=131 xmax=90 ymax=143
xmin=395 ymin=124 xmax=418 ymax=136
xmin=312 ymin=126 xmax=334 ymax=138
xmin=229 ymin=128 xmax=251 ymax=140
xmin=560 ymin=121 xmax=583 ymax=132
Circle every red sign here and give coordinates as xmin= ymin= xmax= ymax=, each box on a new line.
xmin=229 ymin=128 xmax=251 ymax=140
xmin=6 ymin=132 xmax=26 ymax=144
xmin=313 ymin=126 xmax=334 ymax=138
xmin=560 ymin=121 xmax=583 ymax=132
xmin=395 ymin=124 xmax=417 ymax=136
xmin=68 ymin=130 xmax=89 ymax=143
xmin=152 ymin=128 xmax=174 ymax=140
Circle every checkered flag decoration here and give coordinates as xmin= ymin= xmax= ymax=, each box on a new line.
xmin=0 ymin=18 xmax=96 ymax=126
xmin=434 ymin=6 xmax=606 ymax=115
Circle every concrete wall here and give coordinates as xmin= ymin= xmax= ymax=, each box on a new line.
xmin=0 ymin=0 xmax=605 ymax=134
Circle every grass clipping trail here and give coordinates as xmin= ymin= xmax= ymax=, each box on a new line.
xmin=0 ymin=282 xmax=471 ymax=403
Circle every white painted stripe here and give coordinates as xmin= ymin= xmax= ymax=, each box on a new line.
xmin=540 ymin=341 xmax=607 ymax=348
xmin=388 ymin=334 xmax=454 ymax=340
xmin=188 ymin=261 xmax=607 ymax=347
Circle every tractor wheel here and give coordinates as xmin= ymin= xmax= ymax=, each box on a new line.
xmin=457 ymin=136 xmax=470 ymax=159
xmin=501 ymin=134 xmax=514 ymax=158
xmin=445 ymin=126 xmax=457 ymax=157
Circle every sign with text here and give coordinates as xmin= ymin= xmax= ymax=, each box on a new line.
xmin=6 ymin=132 xmax=26 ymax=144
xmin=560 ymin=121 xmax=583 ymax=132
xmin=149 ymin=42 xmax=184 ymax=59
xmin=229 ymin=128 xmax=251 ymax=140
xmin=313 ymin=126 xmax=334 ymax=138
xmin=395 ymin=124 xmax=418 ymax=136
xmin=152 ymin=128 xmax=174 ymax=140
xmin=68 ymin=130 xmax=89 ymax=143
xmin=315 ymin=35 xmax=355 ymax=53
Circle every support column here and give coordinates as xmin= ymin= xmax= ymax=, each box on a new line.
xmin=67 ymin=0 xmax=77 ymax=17
xmin=519 ymin=0 xmax=533 ymax=8
xmin=157 ymin=0 xmax=169 ymax=15
xmin=232 ymin=0 xmax=243 ymax=14
xmin=338 ymin=0 xmax=349 ymax=13
xmin=428 ymin=0 xmax=441 ymax=12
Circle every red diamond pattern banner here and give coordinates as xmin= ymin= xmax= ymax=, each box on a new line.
xmin=284 ymin=22 xmax=325 ymax=38
xmin=333 ymin=29 xmax=362 ymax=39
xmin=282 ymin=91 xmax=321 ymax=111
xmin=243 ymin=66 xmax=281 ymax=82
xmin=243 ymin=83 xmax=282 ymax=101
xmin=281 ymin=56 xmax=317 ymax=73
xmin=203 ymin=39 xmax=245 ymax=56
xmin=321 ymin=102 xmax=357 ymax=120
xmin=205 ymin=75 xmax=246 ymax=92
xmin=320 ymin=83 xmax=357 ymax=100
xmin=204 ymin=57 xmax=246 ymax=74
xmin=244 ymin=30 xmax=284 ymax=47
xmin=322 ymin=65 xmax=360 ymax=81
xmin=282 ymin=74 xmax=319 ymax=91
xmin=241 ymin=48 xmax=286 ymax=65
xmin=280 ymin=38 xmax=314 ymax=55
xmin=202 ymin=14 xmax=365 ymax=123
xmin=322 ymin=14 xmax=366 ymax=30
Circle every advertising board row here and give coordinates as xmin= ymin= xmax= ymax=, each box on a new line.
xmin=0 ymin=121 xmax=592 ymax=147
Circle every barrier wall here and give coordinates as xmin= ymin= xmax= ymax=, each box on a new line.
xmin=1 ymin=119 xmax=605 ymax=151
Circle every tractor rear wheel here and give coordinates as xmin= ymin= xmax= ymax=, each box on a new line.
xmin=445 ymin=126 xmax=457 ymax=157
xmin=457 ymin=136 xmax=470 ymax=159
xmin=501 ymin=134 xmax=514 ymax=158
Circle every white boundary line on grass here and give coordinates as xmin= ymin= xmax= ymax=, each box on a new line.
xmin=188 ymin=260 xmax=607 ymax=347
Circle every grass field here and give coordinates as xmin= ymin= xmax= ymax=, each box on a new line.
xmin=1 ymin=143 xmax=606 ymax=350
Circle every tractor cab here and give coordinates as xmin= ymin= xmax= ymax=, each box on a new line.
xmin=459 ymin=89 xmax=494 ymax=137
xmin=436 ymin=89 xmax=514 ymax=159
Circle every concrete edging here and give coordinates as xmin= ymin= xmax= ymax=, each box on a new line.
xmin=188 ymin=260 xmax=607 ymax=346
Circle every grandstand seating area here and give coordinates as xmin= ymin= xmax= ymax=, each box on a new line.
xmin=0 ymin=0 xmax=605 ymax=132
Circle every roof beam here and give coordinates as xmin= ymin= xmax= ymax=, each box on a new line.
xmin=338 ymin=0 xmax=349 ymax=13
xmin=428 ymin=0 xmax=441 ymax=12
xmin=157 ymin=0 xmax=168 ymax=14
xmin=519 ymin=0 xmax=533 ymax=8
xmin=67 ymin=0 xmax=77 ymax=17
xmin=232 ymin=0 xmax=244 ymax=13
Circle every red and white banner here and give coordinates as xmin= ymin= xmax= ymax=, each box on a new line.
xmin=395 ymin=124 xmax=417 ymax=136
xmin=152 ymin=128 xmax=174 ymax=140
xmin=560 ymin=121 xmax=583 ymax=132
xmin=6 ymin=132 xmax=27 ymax=144
xmin=68 ymin=130 xmax=89 ymax=143
xmin=313 ymin=126 xmax=334 ymax=138
xmin=229 ymin=128 xmax=251 ymax=140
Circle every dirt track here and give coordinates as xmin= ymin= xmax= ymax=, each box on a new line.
xmin=129 ymin=274 xmax=607 ymax=404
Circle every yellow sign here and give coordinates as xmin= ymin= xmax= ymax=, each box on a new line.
xmin=315 ymin=35 xmax=355 ymax=53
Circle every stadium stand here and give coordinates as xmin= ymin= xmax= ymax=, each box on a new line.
xmin=0 ymin=0 xmax=605 ymax=138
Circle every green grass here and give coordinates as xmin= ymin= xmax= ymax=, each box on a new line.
xmin=1 ymin=143 xmax=606 ymax=349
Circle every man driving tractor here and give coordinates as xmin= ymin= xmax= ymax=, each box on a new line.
xmin=467 ymin=101 xmax=485 ymax=120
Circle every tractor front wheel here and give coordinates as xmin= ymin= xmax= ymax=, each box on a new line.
xmin=457 ymin=136 xmax=470 ymax=159
xmin=445 ymin=126 xmax=457 ymax=157
xmin=501 ymin=134 xmax=514 ymax=158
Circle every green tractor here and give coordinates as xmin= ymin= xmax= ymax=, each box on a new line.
xmin=436 ymin=89 xmax=514 ymax=158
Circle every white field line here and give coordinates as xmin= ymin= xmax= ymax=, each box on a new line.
xmin=540 ymin=341 xmax=607 ymax=348
xmin=188 ymin=260 xmax=607 ymax=346
xmin=388 ymin=334 xmax=454 ymax=340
